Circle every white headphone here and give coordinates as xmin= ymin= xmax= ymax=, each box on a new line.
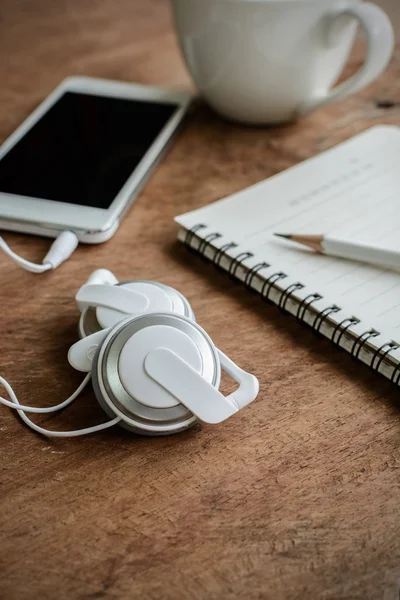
xmin=77 ymin=269 xmax=195 ymax=337
xmin=69 ymin=312 xmax=259 ymax=435
xmin=0 ymin=270 xmax=259 ymax=437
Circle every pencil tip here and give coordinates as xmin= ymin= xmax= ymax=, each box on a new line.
xmin=274 ymin=233 xmax=291 ymax=240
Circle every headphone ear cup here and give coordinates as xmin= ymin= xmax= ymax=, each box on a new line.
xmin=91 ymin=363 xmax=162 ymax=435
xmin=160 ymin=283 xmax=196 ymax=321
xmin=78 ymin=280 xmax=196 ymax=337
xmin=95 ymin=282 xmax=171 ymax=329
xmin=69 ymin=312 xmax=258 ymax=436
xmin=90 ymin=344 xmax=133 ymax=430
xmin=79 ymin=307 xmax=98 ymax=338
xmin=92 ymin=313 xmax=220 ymax=435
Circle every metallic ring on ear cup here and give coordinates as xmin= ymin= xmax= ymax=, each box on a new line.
xmin=91 ymin=313 xmax=221 ymax=435
xmin=78 ymin=280 xmax=196 ymax=338
xmin=79 ymin=306 xmax=101 ymax=338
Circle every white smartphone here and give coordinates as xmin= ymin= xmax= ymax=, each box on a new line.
xmin=0 ymin=77 xmax=192 ymax=243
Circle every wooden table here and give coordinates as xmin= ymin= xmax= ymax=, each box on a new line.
xmin=1 ymin=1 xmax=400 ymax=598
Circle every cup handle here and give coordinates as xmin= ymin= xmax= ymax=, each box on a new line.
xmin=297 ymin=2 xmax=394 ymax=115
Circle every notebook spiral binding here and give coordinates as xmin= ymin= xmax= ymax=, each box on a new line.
xmin=184 ymin=224 xmax=400 ymax=385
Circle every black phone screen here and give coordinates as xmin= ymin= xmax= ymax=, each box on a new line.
xmin=0 ymin=91 xmax=179 ymax=209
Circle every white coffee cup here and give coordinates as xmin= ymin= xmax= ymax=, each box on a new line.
xmin=171 ymin=0 xmax=394 ymax=124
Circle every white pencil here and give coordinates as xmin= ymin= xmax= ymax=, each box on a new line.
xmin=274 ymin=233 xmax=400 ymax=270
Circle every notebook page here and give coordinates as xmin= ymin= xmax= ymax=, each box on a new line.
xmin=176 ymin=126 xmax=400 ymax=342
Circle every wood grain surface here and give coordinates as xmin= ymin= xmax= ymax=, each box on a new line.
xmin=1 ymin=1 xmax=400 ymax=599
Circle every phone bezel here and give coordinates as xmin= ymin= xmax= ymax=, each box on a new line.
xmin=0 ymin=77 xmax=192 ymax=240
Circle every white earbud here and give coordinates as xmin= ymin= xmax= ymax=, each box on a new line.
xmin=68 ymin=313 xmax=259 ymax=433
xmin=83 ymin=269 xmax=119 ymax=287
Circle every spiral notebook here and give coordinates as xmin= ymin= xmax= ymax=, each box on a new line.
xmin=175 ymin=125 xmax=400 ymax=386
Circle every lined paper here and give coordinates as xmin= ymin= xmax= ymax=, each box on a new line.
xmin=176 ymin=126 xmax=400 ymax=343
